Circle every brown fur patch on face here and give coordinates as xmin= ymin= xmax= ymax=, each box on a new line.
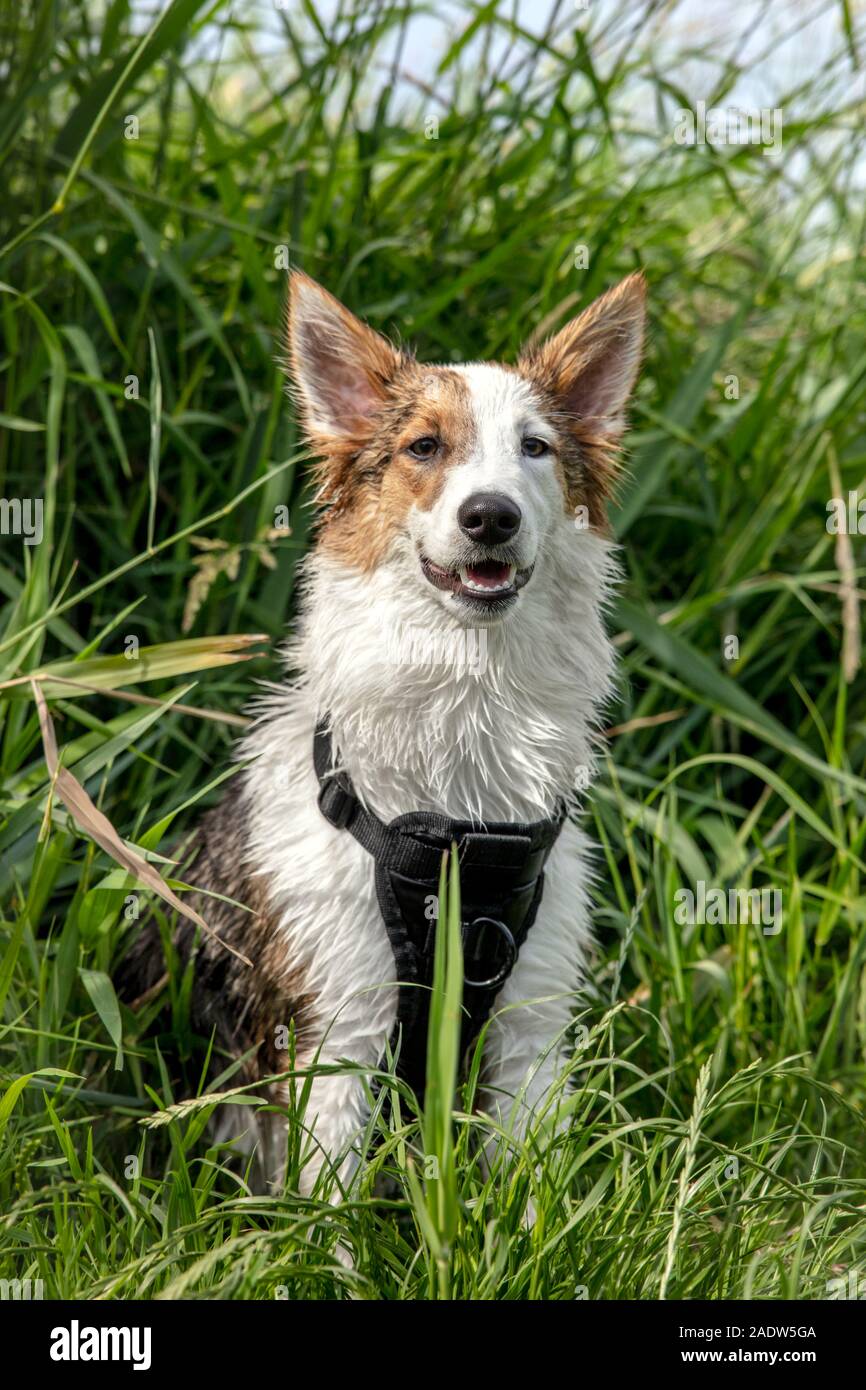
xmin=315 ymin=364 xmax=476 ymax=571
xmin=285 ymin=272 xmax=478 ymax=571
xmin=517 ymin=272 xmax=647 ymax=531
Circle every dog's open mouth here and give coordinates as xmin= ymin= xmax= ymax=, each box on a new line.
xmin=420 ymin=554 xmax=534 ymax=606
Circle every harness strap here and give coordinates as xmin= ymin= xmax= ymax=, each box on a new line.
xmin=313 ymin=720 xmax=566 ymax=1103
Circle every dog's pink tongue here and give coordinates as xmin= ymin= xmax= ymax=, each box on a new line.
xmin=465 ymin=560 xmax=511 ymax=588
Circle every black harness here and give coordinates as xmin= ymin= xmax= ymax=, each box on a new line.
xmin=313 ymin=722 xmax=566 ymax=1103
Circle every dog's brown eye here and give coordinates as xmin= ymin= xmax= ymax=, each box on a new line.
xmin=523 ymin=436 xmax=550 ymax=457
xmin=407 ymin=436 xmax=439 ymax=460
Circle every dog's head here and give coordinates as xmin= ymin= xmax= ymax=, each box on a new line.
xmin=285 ymin=271 xmax=645 ymax=626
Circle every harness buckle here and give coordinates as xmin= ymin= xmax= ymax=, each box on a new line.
xmin=462 ymin=916 xmax=517 ymax=990
xmin=317 ymin=775 xmax=356 ymax=830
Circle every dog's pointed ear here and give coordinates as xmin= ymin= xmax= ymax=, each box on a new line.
xmin=519 ymin=272 xmax=646 ymax=439
xmin=284 ymin=272 xmax=401 ymax=442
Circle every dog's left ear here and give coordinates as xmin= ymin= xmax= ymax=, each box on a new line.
xmin=519 ymin=272 xmax=646 ymax=439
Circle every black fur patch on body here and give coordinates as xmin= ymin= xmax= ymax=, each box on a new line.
xmin=116 ymin=793 xmax=312 ymax=1079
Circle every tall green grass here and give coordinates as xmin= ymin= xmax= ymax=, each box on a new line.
xmin=1 ymin=0 xmax=865 ymax=1298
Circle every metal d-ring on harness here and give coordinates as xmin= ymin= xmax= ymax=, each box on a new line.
xmin=313 ymin=721 xmax=566 ymax=1104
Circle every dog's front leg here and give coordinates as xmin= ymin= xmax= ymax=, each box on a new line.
xmin=255 ymin=819 xmax=398 ymax=1206
xmin=477 ymin=1004 xmax=570 ymax=1153
xmin=476 ymin=838 xmax=592 ymax=1197
xmin=476 ymin=1016 xmax=571 ymax=1232
xmin=294 ymin=1067 xmax=372 ymax=1202
xmin=264 ymin=1066 xmax=373 ymax=1280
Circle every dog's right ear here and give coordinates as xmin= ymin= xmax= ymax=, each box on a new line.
xmin=285 ymin=272 xmax=401 ymax=446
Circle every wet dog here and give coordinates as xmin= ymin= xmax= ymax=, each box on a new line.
xmin=119 ymin=269 xmax=646 ymax=1195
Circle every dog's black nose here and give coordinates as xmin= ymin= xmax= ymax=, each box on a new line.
xmin=457 ymin=492 xmax=522 ymax=545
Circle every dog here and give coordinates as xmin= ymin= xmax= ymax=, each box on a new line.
xmin=120 ymin=268 xmax=646 ymax=1198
